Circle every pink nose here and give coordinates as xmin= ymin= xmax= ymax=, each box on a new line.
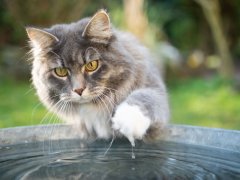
xmin=74 ymin=88 xmax=85 ymax=96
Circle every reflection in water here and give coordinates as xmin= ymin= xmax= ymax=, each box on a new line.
xmin=0 ymin=139 xmax=239 ymax=179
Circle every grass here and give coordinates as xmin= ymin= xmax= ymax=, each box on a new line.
xmin=168 ymin=76 xmax=240 ymax=130
xmin=0 ymin=76 xmax=240 ymax=130
xmin=0 ymin=79 xmax=49 ymax=128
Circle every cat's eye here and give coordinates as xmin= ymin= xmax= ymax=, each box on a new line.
xmin=54 ymin=67 xmax=68 ymax=77
xmin=85 ymin=60 xmax=99 ymax=72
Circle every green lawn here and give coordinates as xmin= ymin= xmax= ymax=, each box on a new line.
xmin=0 ymin=79 xmax=49 ymax=128
xmin=0 ymin=76 xmax=240 ymax=130
xmin=168 ymin=76 xmax=240 ymax=130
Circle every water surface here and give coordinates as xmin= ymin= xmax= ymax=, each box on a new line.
xmin=0 ymin=139 xmax=239 ymax=179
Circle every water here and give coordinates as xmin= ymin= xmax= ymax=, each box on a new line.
xmin=0 ymin=139 xmax=239 ymax=179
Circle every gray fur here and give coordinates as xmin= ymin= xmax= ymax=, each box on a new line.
xmin=27 ymin=10 xmax=169 ymax=140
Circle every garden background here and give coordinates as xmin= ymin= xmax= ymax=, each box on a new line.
xmin=0 ymin=0 xmax=240 ymax=130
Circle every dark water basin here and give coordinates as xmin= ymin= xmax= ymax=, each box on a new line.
xmin=0 ymin=125 xmax=240 ymax=179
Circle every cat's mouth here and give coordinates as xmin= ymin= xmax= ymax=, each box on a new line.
xmin=59 ymin=91 xmax=97 ymax=104
xmin=58 ymin=86 xmax=110 ymax=106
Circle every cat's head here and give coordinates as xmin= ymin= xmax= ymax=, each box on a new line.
xmin=26 ymin=10 xmax=133 ymax=113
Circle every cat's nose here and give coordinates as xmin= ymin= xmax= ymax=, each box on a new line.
xmin=73 ymin=88 xmax=85 ymax=96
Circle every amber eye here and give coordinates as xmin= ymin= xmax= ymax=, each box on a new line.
xmin=54 ymin=67 xmax=68 ymax=77
xmin=85 ymin=60 xmax=99 ymax=72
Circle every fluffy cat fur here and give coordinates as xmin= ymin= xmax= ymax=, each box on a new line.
xmin=26 ymin=10 xmax=169 ymax=144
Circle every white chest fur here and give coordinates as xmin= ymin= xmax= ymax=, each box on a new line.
xmin=62 ymin=103 xmax=112 ymax=139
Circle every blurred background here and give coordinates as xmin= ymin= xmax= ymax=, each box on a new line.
xmin=0 ymin=0 xmax=240 ymax=130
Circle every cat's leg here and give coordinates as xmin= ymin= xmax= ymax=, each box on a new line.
xmin=112 ymin=88 xmax=169 ymax=145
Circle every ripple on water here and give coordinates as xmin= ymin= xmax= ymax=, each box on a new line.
xmin=0 ymin=139 xmax=239 ymax=180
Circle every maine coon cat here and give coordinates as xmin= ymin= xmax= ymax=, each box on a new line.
xmin=26 ymin=10 xmax=169 ymax=146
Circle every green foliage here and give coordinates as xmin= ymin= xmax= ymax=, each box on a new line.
xmin=1 ymin=0 xmax=240 ymax=60
xmin=145 ymin=0 xmax=204 ymax=51
xmin=168 ymin=76 xmax=240 ymax=130
xmin=0 ymin=0 xmax=124 ymax=47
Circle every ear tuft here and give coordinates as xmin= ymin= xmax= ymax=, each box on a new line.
xmin=26 ymin=27 xmax=59 ymax=49
xmin=82 ymin=9 xmax=112 ymax=44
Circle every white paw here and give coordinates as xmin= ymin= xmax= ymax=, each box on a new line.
xmin=112 ymin=103 xmax=150 ymax=146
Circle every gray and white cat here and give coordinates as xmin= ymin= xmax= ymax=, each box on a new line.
xmin=26 ymin=10 xmax=169 ymax=146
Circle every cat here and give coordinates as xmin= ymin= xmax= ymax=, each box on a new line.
xmin=26 ymin=9 xmax=169 ymax=146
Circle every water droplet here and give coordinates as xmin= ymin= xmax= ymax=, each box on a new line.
xmin=131 ymin=146 xmax=135 ymax=159
xmin=131 ymin=153 xmax=135 ymax=159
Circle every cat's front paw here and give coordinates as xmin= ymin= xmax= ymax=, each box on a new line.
xmin=112 ymin=103 xmax=150 ymax=146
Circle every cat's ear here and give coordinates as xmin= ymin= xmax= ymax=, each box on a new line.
xmin=26 ymin=27 xmax=59 ymax=49
xmin=82 ymin=10 xmax=112 ymax=44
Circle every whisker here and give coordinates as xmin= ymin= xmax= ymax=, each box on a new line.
xmin=41 ymin=100 xmax=65 ymax=153
xmin=48 ymin=100 xmax=68 ymax=153
xmin=31 ymin=94 xmax=59 ymax=125
xmin=94 ymin=87 xmax=117 ymax=108
xmin=24 ymin=86 xmax=35 ymax=96
xmin=44 ymin=99 xmax=69 ymax=153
